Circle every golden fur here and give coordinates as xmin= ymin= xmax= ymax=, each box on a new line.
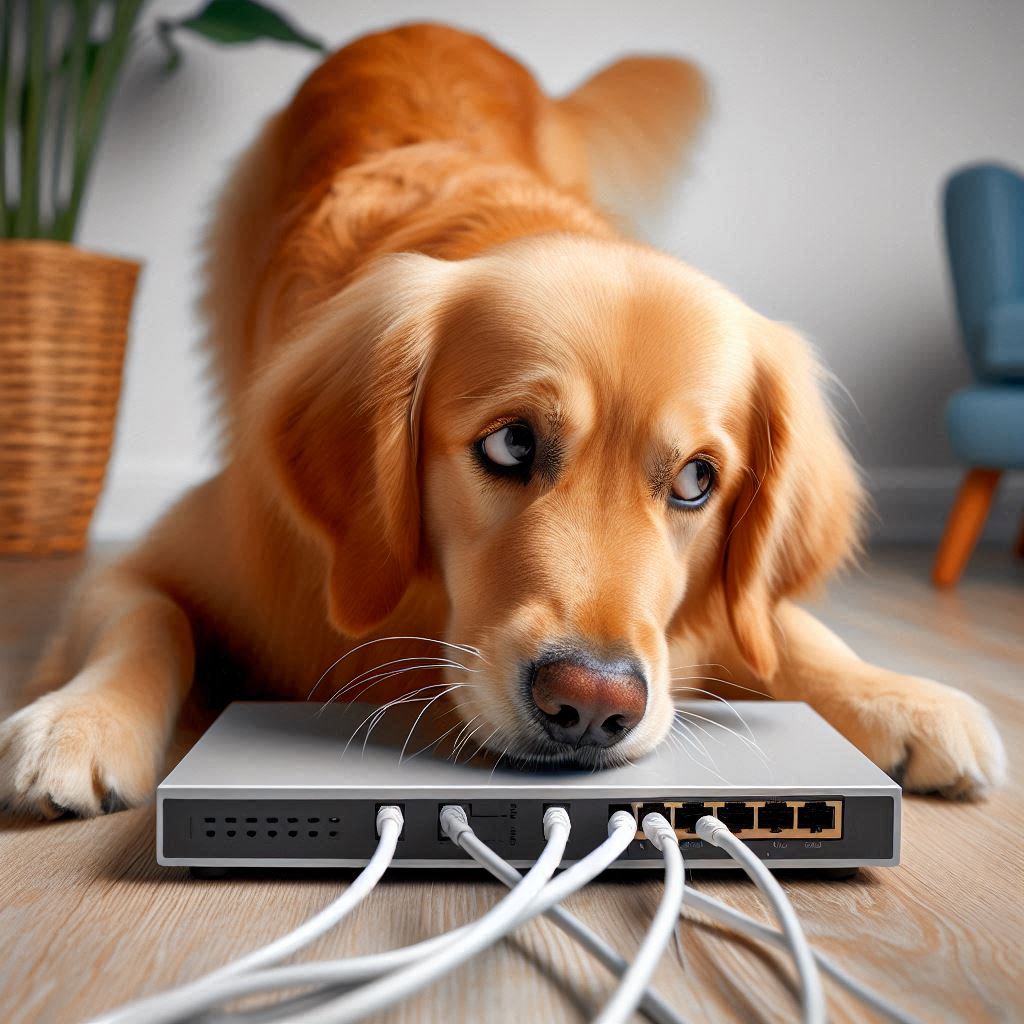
xmin=0 ymin=24 xmax=1005 ymax=816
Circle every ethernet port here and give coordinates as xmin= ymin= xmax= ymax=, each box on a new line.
xmin=639 ymin=803 xmax=673 ymax=826
xmin=375 ymin=803 xmax=406 ymax=840
xmin=673 ymin=802 xmax=706 ymax=834
xmin=437 ymin=803 xmax=469 ymax=841
xmin=609 ymin=804 xmax=637 ymax=822
xmin=717 ymin=803 xmax=755 ymax=831
xmin=797 ymin=801 xmax=836 ymax=833
xmin=758 ymin=802 xmax=794 ymax=833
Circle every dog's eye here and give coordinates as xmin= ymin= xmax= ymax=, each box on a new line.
xmin=479 ymin=424 xmax=535 ymax=472
xmin=671 ymin=459 xmax=715 ymax=507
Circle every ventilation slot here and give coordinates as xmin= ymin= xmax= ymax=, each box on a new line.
xmin=195 ymin=813 xmax=352 ymax=843
xmin=178 ymin=803 xmax=365 ymax=858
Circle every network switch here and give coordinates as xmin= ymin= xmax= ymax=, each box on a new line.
xmin=157 ymin=700 xmax=900 ymax=871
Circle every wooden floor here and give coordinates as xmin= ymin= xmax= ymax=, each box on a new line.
xmin=1 ymin=545 xmax=1021 ymax=1024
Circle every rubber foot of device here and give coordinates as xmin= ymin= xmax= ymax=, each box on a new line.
xmin=814 ymin=867 xmax=859 ymax=880
xmin=190 ymin=866 xmax=233 ymax=879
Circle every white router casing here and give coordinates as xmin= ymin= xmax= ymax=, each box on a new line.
xmin=157 ymin=700 xmax=900 ymax=871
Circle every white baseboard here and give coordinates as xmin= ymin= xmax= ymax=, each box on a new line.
xmin=91 ymin=460 xmax=1024 ymax=545
xmin=866 ymin=467 xmax=1023 ymax=543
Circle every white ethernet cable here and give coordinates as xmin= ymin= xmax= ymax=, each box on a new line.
xmin=207 ymin=805 xmax=405 ymax=982
xmin=696 ymin=815 xmax=826 ymax=1024
xmin=270 ymin=804 xmax=572 ymax=1024
xmin=681 ymin=888 xmax=923 ymax=1024
xmin=457 ymin=810 xmax=687 ymax=1024
xmin=593 ymin=813 xmax=685 ymax=1024
xmin=90 ymin=805 xmax=405 ymax=1024
xmin=130 ymin=809 xmax=687 ymax=1024
xmin=209 ymin=873 xmax=920 ymax=1024
xmin=464 ymin=822 xmax=914 ymax=1024
xmin=90 ymin=801 xmax=915 ymax=1024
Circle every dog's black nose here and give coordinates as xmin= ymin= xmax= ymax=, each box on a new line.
xmin=531 ymin=655 xmax=647 ymax=748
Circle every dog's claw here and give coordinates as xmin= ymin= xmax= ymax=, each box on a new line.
xmin=100 ymin=790 xmax=128 ymax=815
xmin=886 ymin=760 xmax=907 ymax=787
xmin=41 ymin=796 xmax=75 ymax=819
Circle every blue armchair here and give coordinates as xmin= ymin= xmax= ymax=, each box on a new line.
xmin=933 ymin=164 xmax=1024 ymax=586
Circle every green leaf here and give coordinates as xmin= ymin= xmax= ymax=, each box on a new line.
xmin=157 ymin=0 xmax=326 ymax=70
xmin=55 ymin=39 xmax=103 ymax=82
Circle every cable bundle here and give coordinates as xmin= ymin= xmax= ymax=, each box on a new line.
xmin=88 ymin=806 xmax=922 ymax=1024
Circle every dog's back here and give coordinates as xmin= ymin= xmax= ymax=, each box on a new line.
xmin=200 ymin=23 xmax=706 ymax=426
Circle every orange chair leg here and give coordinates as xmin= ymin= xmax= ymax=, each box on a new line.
xmin=932 ymin=468 xmax=1002 ymax=587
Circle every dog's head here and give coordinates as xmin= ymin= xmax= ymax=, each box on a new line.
xmin=257 ymin=236 xmax=861 ymax=767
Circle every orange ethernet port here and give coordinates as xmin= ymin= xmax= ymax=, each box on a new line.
xmin=757 ymin=802 xmax=795 ymax=833
xmin=797 ymin=801 xmax=836 ymax=833
xmin=673 ymin=802 xmax=707 ymax=834
xmin=716 ymin=802 xmax=755 ymax=832
xmin=637 ymin=803 xmax=674 ymax=826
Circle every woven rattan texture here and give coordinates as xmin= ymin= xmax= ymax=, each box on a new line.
xmin=0 ymin=240 xmax=139 ymax=555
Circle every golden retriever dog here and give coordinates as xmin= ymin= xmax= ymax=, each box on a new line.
xmin=0 ymin=24 xmax=1005 ymax=817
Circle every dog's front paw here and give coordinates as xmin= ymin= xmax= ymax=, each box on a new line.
xmin=842 ymin=676 xmax=1007 ymax=798
xmin=0 ymin=684 xmax=158 ymax=818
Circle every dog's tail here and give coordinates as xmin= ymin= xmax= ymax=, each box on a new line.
xmin=557 ymin=56 xmax=707 ymax=224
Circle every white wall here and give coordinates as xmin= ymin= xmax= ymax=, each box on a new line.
xmin=86 ymin=0 xmax=1024 ymax=542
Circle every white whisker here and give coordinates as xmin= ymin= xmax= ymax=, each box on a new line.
xmin=675 ymin=708 xmax=770 ymax=765
xmin=453 ymin=719 xmax=489 ymax=763
xmin=403 ymin=717 xmax=467 ymax=762
xmin=399 ymin=687 xmax=469 ymax=763
xmin=663 ymin=727 xmax=696 ymax=764
xmin=448 ymin=716 xmax=483 ymax=765
xmin=306 ymin=635 xmax=483 ymax=701
xmin=669 ymin=674 xmax=773 ymax=700
xmin=671 ymin=719 xmax=729 ymax=782
xmin=487 ymin=732 xmax=514 ymax=779
xmin=361 ymin=686 xmax=465 ymax=756
xmin=339 ymin=683 xmax=461 ymax=756
xmin=670 ymin=713 xmax=715 ymax=761
xmin=465 ymin=723 xmax=503 ymax=764
xmin=669 ymin=683 xmax=762 ymax=742
xmin=321 ymin=656 xmax=476 ymax=711
xmin=668 ymin=662 xmax=732 ymax=675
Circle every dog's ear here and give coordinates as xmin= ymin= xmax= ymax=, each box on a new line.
xmin=721 ymin=321 xmax=864 ymax=680
xmin=251 ymin=255 xmax=458 ymax=636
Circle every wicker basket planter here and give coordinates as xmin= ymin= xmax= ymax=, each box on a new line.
xmin=0 ymin=240 xmax=139 ymax=555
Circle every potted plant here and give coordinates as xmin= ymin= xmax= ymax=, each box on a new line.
xmin=0 ymin=0 xmax=323 ymax=554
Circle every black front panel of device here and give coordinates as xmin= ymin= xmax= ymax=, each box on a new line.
xmin=162 ymin=795 xmax=895 ymax=864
